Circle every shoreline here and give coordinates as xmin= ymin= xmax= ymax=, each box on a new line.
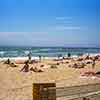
xmin=0 ymin=53 xmax=100 ymax=60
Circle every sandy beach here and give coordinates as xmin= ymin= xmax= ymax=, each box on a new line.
xmin=0 ymin=57 xmax=100 ymax=100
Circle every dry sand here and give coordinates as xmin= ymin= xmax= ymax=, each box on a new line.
xmin=0 ymin=59 xmax=100 ymax=100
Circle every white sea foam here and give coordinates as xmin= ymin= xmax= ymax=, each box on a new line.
xmin=71 ymin=55 xmax=78 ymax=58
xmin=37 ymin=48 xmax=52 ymax=51
xmin=0 ymin=53 xmax=100 ymax=61
xmin=0 ymin=56 xmax=59 ymax=61
xmin=0 ymin=51 xmax=5 ymax=54
xmin=0 ymin=57 xmax=27 ymax=61
xmin=24 ymin=51 xmax=30 ymax=55
xmin=89 ymin=53 xmax=100 ymax=57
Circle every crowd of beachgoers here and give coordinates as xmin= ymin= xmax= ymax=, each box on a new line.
xmin=2 ymin=52 xmax=100 ymax=78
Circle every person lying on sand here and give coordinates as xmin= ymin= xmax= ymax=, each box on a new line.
xmin=68 ymin=62 xmax=85 ymax=68
xmin=95 ymin=71 xmax=100 ymax=77
xmin=81 ymin=71 xmax=95 ymax=76
xmin=30 ymin=67 xmax=43 ymax=72
xmin=20 ymin=61 xmax=29 ymax=72
xmin=50 ymin=65 xmax=57 ymax=68
xmin=10 ymin=62 xmax=18 ymax=67
xmin=80 ymin=70 xmax=100 ymax=77
xmin=83 ymin=97 xmax=90 ymax=100
xmin=40 ymin=65 xmax=44 ymax=67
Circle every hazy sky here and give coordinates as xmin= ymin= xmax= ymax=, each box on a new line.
xmin=0 ymin=0 xmax=99 ymax=47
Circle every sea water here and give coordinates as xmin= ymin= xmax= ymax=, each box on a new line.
xmin=0 ymin=46 xmax=100 ymax=58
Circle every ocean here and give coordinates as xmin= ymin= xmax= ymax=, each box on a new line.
xmin=0 ymin=47 xmax=100 ymax=58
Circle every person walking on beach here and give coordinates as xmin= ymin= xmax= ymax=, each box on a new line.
xmin=58 ymin=54 xmax=62 ymax=60
xmin=20 ymin=61 xmax=29 ymax=72
xmin=39 ymin=55 xmax=42 ymax=62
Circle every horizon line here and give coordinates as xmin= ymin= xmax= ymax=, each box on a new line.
xmin=0 ymin=45 xmax=100 ymax=49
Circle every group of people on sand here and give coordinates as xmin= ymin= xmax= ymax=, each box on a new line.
xmin=4 ymin=52 xmax=43 ymax=73
xmin=20 ymin=52 xmax=43 ymax=72
xmin=79 ymin=55 xmax=100 ymax=77
xmin=20 ymin=60 xmax=43 ymax=72
xmin=84 ymin=55 xmax=96 ymax=69
xmin=4 ymin=51 xmax=100 ymax=76
xmin=26 ymin=52 xmax=98 ymax=72
xmin=4 ymin=58 xmax=43 ymax=73
xmin=64 ymin=53 xmax=100 ymax=77
xmin=4 ymin=58 xmax=17 ymax=67
xmin=67 ymin=53 xmax=98 ymax=69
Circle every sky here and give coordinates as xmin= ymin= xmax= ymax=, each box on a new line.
xmin=0 ymin=0 xmax=99 ymax=47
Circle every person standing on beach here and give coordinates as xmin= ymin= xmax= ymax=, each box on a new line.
xmin=39 ymin=55 xmax=42 ymax=62
xmin=5 ymin=58 xmax=10 ymax=64
xmin=68 ymin=52 xmax=71 ymax=58
xmin=27 ymin=52 xmax=32 ymax=63
xmin=92 ymin=58 xmax=96 ymax=69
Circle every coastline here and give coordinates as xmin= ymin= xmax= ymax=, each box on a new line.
xmin=0 ymin=53 xmax=100 ymax=61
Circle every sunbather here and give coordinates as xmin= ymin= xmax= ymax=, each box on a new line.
xmin=70 ymin=62 xmax=85 ymax=68
xmin=20 ymin=61 xmax=29 ymax=72
xmin=30 ymin=67 xmax=43 ymax=72
xmin=10 ymin=62 xmax=17 ymax=67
